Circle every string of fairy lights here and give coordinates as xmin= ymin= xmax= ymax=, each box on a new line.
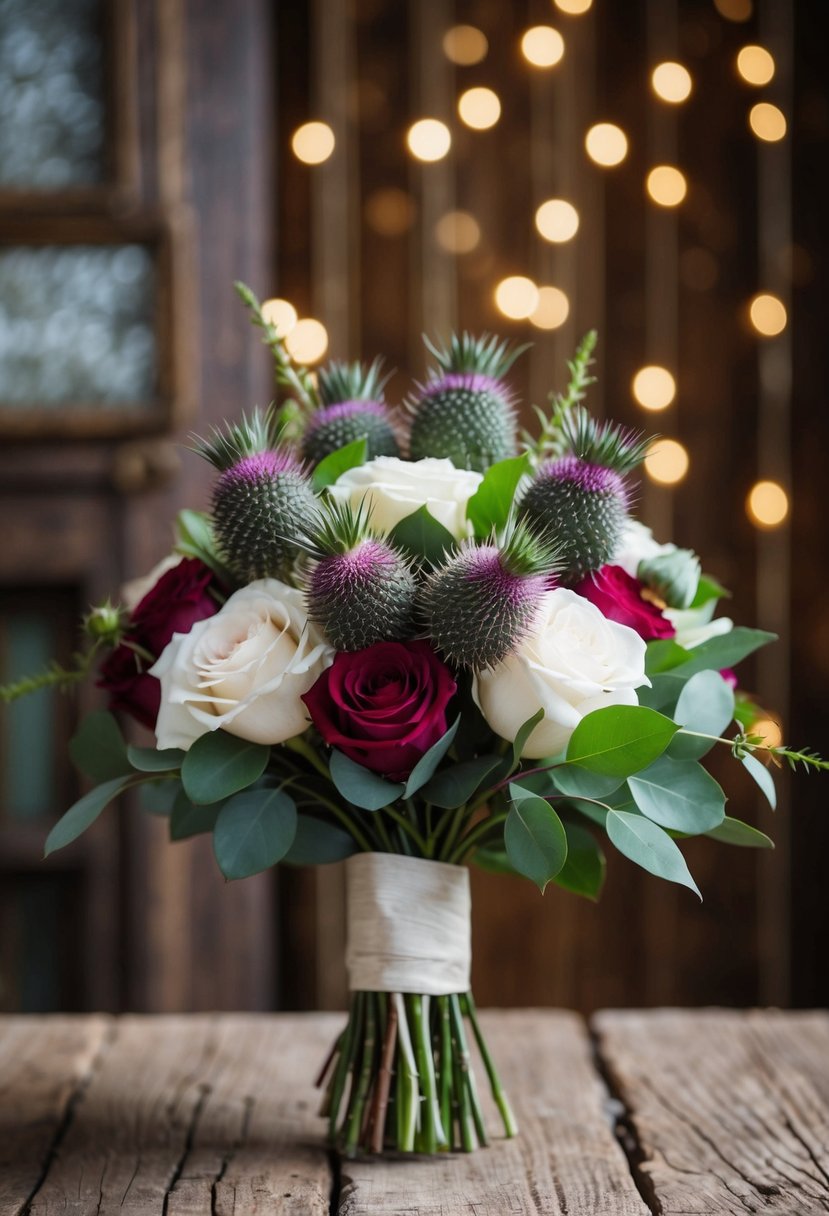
xmin=271 ymin=0 xmax=791 ymax=538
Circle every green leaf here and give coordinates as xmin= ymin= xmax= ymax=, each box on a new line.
xmin=566 ymin=798 xmax=611 ymax=827
xmin=645 ymin=639 xmax=692 ymax=676
xmin=465 ymin=453 xmax=530 ymax=538
xmin=553 ymin=822 xmax=606 ymax=901
xmin=68 ymin=711 xmax=130 ymax=783
xmin=213 ymin=786 xmax=297 ymax=879
xmin=639 ymin=547 xmax=701 ymax=609
xmin=127 ymin=744 xmax=185 ymax=773
xmin=504 ymin=784 xmax=568 ymax=892
xmin=565 ymin=705 xmax=679 ymax=777
xmin=404 ymin=717 xmax=460 ymax=797
xmin=606 ymin=810 xmax=701 ymax=897
xmin=669 ymin=670 xmax=735 ymax=760
xmin=170 ymin=790 xmax=222 ymax=840
xmin=421 ymin=754 xmax=502 ymax=809
xmin=512 ymin=708 xmax=546 ymax=766
xmin=329 ymin=750 xmax=404 ymax=811
xmin=691 ymin=573 xmax=730 ymax=609
xmin=311 ymin=436 xmax=368 ymax=491
xmin=627 ymin=756 xmax=726 ymax=834
xmin=741 ymin=752 xmax=777 ymax=810
xmin=706 ymin=816 xmax=774 ymax=848
xmin=139 ymin=780 xmax=179 ymax=816
xmin=45 ymin=775 xmax=132 ymax=856
xmin=284 ymin=815 xmax=358 ymax=865
xmin=672 ymin=627 xmax=777 ymax=679
xmin=174 ymin=509 xmax=233 ymax=585
xmin=471 ymin=847 xmax=517 ymax=876
xmin=181 ymin=730 xmax=270 ymax=805
xmin=548 ymin=766 xmax=623 ymax=800
xmin=388 ymin=505 xmax=457 ymax=567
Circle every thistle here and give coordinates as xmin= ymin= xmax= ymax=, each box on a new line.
xmin=304 ymin=500 xmax=417 ymax=651
xmin=519 ymin=408 xmax=649 ymax=581
xmin=408 ymin=333 xmax=527 ymax=472
xmin=193 ymin=407 xmax=317 ymax=582
xmin=301 ymin=358 xmax=400 ymax=466
xmin=424 ymin=519 xmax=562 ymax=670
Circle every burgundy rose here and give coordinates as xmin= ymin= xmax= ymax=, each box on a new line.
xmin=98 ymin=557 xmax=219 ymax=729
xmin=573 ymin=564 xmax=675 ymax=641
xmin=302 ymin=640 xmax=457 ymax=781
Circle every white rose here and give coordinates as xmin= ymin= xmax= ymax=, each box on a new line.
xmin=150 ymin=579 xmax=333 ymax=750
xmin=474 ymin=588 xmax=650 ymax=759
xmin=613 ymin=519 xmax=677 ymax=578
xmin=122 ymin=554 xmax=182 ymax=610
xmin=667 ymin=601 xmax=734 ymax=649
xmin=330 ymin=456 xmax=483 ymax=539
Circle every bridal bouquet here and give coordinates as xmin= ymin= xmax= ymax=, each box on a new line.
xmin=5 ymin=284 xmax=825 ymax=1158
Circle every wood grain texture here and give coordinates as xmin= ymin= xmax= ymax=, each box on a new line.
xmin=594 ymin=1008 xmax=829 ymax=1215
xmin=0 ymin=1015 xmax=112 ymax=1215
xmin=338 ymin=1009 xmax=650 ymax=1216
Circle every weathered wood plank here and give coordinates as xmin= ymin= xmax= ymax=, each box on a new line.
xmin=25 ymin=1014 xmax=338 ymax=1216
xmin=594 ymin=1008 xmax=829 ymax=1215
xmin=338 ymin=1009 xmax=650 ymax=1216
xmin=0 ymin=1015 xmax=112 ymax=1216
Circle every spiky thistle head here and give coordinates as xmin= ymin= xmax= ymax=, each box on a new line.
xmin=191 ymin=405 xmax=285 ymax=472
xmin=425 ymin=331 xmax=529 ymax=380
xmin=303 ymin=498 xmax=417 ymax=651
xmin=423 ymin=518 xmax=561 ymax=670
xmin=318 ymin=357 xmax=389 ymax=406
xmin=302 ymin=357 xmax=400 ymax=466
xmin=560 ymin=407 xmax=650 ymax=475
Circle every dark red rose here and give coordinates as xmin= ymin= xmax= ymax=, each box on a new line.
xmin=98 ymin=557 xmax=219 ymax=728
xmin=573 ymin=564 xmax=675 ymax=641
xmin=302 ymin=640 xmax=457 ymax=781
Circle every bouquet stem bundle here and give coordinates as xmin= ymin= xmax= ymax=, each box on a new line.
xmin=320 ymin=989 xmax=516 ymax=1157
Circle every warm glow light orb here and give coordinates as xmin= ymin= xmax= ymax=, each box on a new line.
xmin=747 ymin=480 xmax=789 ymax=528
xmin=530 ymin=286 xmax=570 ymax=330
xmin=646 ymin=165 xmax=688 ymax=207
xmin=553 ymin=0 xmax=592 ymax=13
xmin=458 ymin=87 xmax=501 ymax=130
xmin=285 ymin=318 xmax=328 ymax=363
xmin=632 ymin=366 xmax=676 ymax=411
xmin=364 ymin=188 xmax=416 ymax=236
xmin=261 ymin=298 xmax=297 ymax=337
xmin=645 ymin=439 xmax=689 ymax=485
xmin=521 ymin=26 xmax=565 ymax=68
xmin=407 ymin=119 xmax=452 ymax=162
xmin=749 ymin=293 xmax=787 ymax=336
xmin=291 ymin=121 xmax=335 ymax=165
xmin=535 ymin=198 xmax=580 ymax=243
xmin=442 ymin=24 xmax=488 ymax=65
xmin=585 ymin=123 xmax=628 ymax=166
xmin=435 ymin=211 xmax=481 ymax=254
xmin=714 ymin=0 xmax=752 ymax=20
xmin=651 ymin=61 xmax=693 ymax=103
xmin=752 ymin=717 xmax=783 ymax=748
xmin=737 ymin=44 xmax=775 ymax=85
xmin=749 ymin=102 xmax=787 ymax=142
xmin=494 ymin=275 xmax=539 ymax=320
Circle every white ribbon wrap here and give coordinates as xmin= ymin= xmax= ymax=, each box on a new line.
xmin=345 ymin=853 xmax=471 ymax=996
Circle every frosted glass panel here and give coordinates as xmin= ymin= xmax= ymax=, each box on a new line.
xmin=0 ymin=0 xmax=106 ymax=188
xmin=1 ymin=612 xmax=57 ymax=819
xmin=0 ymin=245 xmax=157 ymax=406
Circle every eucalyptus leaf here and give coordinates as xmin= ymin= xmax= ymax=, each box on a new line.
xmin=388 ymin=505 xmax=457 ymax=567
xmin=174 ymin=509 xmax=233 ymax=585
xmin=311 ymin=437 xmax=368 ymax=491
xmin=471 ymin=847 xmax=517 ymax=876
xmin=139 ymin=780 xmax=179 ymax=816
xmin=284 ymin=815 xmax=358 ymax=865
xmin=181 ymin=730 xmax=270 ymax=805
xmin=68 ymin=711 xmax=130 ymax=783
xmin=170 ymin=790 xmax=222 ymax=840
xmin=690 ymin=573 xmax=730 ymax=609
xmin=645 ymin=639 xmax=692 ymax=676
xmin=127 ymin=745 xmax=186 ymax=773
xmin=606 ymin=810 xmax=701 ymax=898
xmin=627 ymin=755 xmax=725 ymax=834
xmin=404 ymin=717 xmax=460 ymax=797
xmin=669 ymin=670 xmax=735 ymax=760
xmin=504 ymin=784 xmax=568 ymax=892
xmin=565 ymin=705 xmax=678 ymax=777
xmin=740 ymin=751 xmax=777 ymax=810
xmin=549 ymin=766 xmax=623 ymax=800
xmin=213 ymin=786 xmax=297 ymax=879
xmin=465 ymin=453 xmax=530 ymax=538
xmin=329 ymin=749 xmax=404 ymax=811
xmin=706 ymin=816 xmax=774 ymax=848
xmin=639 ymin=547 xmax=701 ymax=609
xmin=564 ymin=798 xmax=610 ymax=827
xmin=671 ymin=627 xmax=777 ymax=680
xmin=511 ymin=708 xmax=546 ymax=766
xmin=421 ymin=754 xmax=503 ymax=809
xmin=553 ymin=822 xmax=606 ymax=901
xmin=45 ymin=775 xmax=133 ymax=856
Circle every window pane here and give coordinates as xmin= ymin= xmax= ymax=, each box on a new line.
xmin=0 ymin=245 xmax=157 ymax=406
xmin=0 ymin=0 xmax=106 ymax=189
xmin=1 ymin=611 xmax=58 ymax=818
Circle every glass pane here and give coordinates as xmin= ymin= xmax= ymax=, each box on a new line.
xmin=1 ymin=611 xmax=58 ymax=818
xmin=0 ymin=245 xmax=157 ymax=406
xmin=0 ymin=877 xmax=77 ymax=1012
xmin=0 ymin=0 xmax=106 ymax=189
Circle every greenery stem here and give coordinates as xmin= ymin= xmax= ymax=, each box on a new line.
xmin=344 ymin=992 xmax=377 ymax=1157
xmin=383 ymin=805 xmax=429 ymax=854
xmin=325 ymin=992 xmax=360 ymax=1135
xmin=450 ymin=812 xmax=508 ymax=864
xmin=393 ymin=993 xmax=419 ymax=1152
xmin=283 ymin=736 xmax=331 ymax=778
xmin=462 ymin=993 xmax=518 ymax=1137
xmin=289 ymin=782 xmax=374 ymax=853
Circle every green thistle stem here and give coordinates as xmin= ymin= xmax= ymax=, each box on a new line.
xmin=344 ymin=992 xmax=377 ymax=1157
xmin=393 ymin=992 xmax=419 ymax=1152
xmin=462 ymin=992 xmax=518 ymax=1138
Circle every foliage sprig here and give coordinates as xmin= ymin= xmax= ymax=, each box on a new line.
xmin=523 ymin=329 xmax=597 ymax=466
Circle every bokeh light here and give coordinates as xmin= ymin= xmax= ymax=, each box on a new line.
xmin=530 ymin=286 xmax=570 ymax=330
xmin=736 ymin=45 xmax=775 ymax=85
xmin=645 ymin=439 xmax=689 ymax=485
xmin=521 ymin=26 xmax=565 ymax=68
xmin=632 ymin=366 xmax=676 ymax=411
xmin=553 ymin=0 xmax=592 ymax=13
xmin=364 ymin=188 xmax=416 ymax=236
xmin=585 ymin=123 xmax=628 ymax=166
xmin=261 ymin=298 xmax=297 ymax=337
xmin=747 ymin=480 xmax=789 ymax=528
xmin=442 ymin=25 xmax=488 ymax=66
xmin=435 ymin=211 xmax=481 ymax=254
xmin=494 ymin=275 xmax=539 ymax=320
xmin=714 ymin=0 xmax=752 ymax=20
xmin=752 ymin=717 xmax=783 ymax=748
xmin=749 ymin=292 xmax=787 ymax=336
xmin=291 ymin=121 xmax=335 ymax=165
xmin=407 ymin=119 xmax=452 ymax=162
xmin=651 ymin=62 xmax=693 ymax=103
xmin=285 ymin=318 xmax=328 ymax=363
xmin=646 ymin=165 xmax=688 ymax=207
xmin=535 ymin=198 xmax=580 ymax=243
xmin=749 ymin=102 xmax=787 ymax=142
xmin=458 ymin=87 xmax=501 ymax=130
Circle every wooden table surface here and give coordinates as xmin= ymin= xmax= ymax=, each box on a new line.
xmin=1 ymin=1009 xmax=828 ymax=1215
